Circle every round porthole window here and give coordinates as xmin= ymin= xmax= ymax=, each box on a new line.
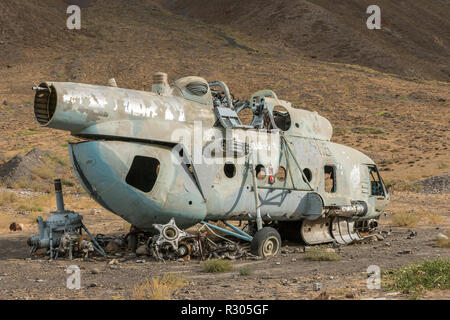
xmin=256 ymin=165 xmax=266 ymax=180
xmin=224 ymin=163 xmax=236 ymax=178
xmin=276 ymin=166 xmax=286 ymax=182
xmin=303 ymin=168 xmax=312 ymax=182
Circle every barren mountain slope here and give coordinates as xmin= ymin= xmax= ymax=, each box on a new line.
xmin=0 ymin=0 xmax=448 ymax=185
xmin=159 ymin=0 xmax=450 ymax=82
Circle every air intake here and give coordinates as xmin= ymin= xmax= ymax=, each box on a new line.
xmin=33 ymin=83 xmax=57 ymax=126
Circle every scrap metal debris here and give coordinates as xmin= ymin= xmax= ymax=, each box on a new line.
xmin=147 ymin=218 xmax=249 ymax=261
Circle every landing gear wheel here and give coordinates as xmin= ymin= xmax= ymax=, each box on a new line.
xmin=250 ymin=227 xmax=281 ymax=257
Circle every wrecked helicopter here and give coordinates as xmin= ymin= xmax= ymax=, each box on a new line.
xmin=32 ymin=72 xmax=390 ymax=257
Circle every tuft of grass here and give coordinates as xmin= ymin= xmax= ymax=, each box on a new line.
xmin=351 ymin=127 xmax=385 ymax=134
xmin=333 ymin=127 xmax=350 ymax=135
xmin=383 ymin=259 xmax=450 ymax=299
xmin=304 ymin=246 xmax=341 ymax=261
xmin=391 ymin=211 xmax=419 ymax=227
xmin=44 ymin=153 xmax=68 ymax=167
xmin=0 ymin=191 xmax=19 ymax=205
xmin=131 ymin=273 xmax=186 ymax=300
xmin=375 ymin=110 xmax=387 ymax=117
xmin=61 ymin=179 xmax=75 ymax=187
xmin=31 ymin=165 xmax=55 ymax=180
xmin=14 ymin=194 xmax=52 ymax=216
xmin=435 ymin=231 xmax=450 ymax=248
xmin=385 ymin=180 xmax=422 ymax=192
xmin=438 ymin=162 xmax=448 ymax=170
xmin=10 ymin=129 xmax=40 ymax=137
xmin=239 ymin=266 xmax=254 ymax=276
xmin=201 ymin=259 xmax=234 ymax=273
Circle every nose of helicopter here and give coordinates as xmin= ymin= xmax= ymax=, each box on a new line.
xmin=68 ymin=140 xmax=206 ymax=230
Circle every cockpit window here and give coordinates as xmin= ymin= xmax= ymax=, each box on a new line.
xmin=368 ymin=165 xmax=385 ymax=196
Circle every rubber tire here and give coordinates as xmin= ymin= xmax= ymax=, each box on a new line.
xmin=250 ymin=227 xmax=282 ymax=257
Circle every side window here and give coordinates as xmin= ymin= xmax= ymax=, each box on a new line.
xmin=368 ymin=165 xmax=384 ymax=196
xmin=324 ymin=166 xmax=336 ymax=193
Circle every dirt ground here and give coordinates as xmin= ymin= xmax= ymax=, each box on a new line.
xmin=0 ymin=192 xmax=448 ymax=300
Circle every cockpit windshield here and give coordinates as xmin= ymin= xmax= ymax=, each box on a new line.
xmin=368 ymin=165 xmax=387 ymax=197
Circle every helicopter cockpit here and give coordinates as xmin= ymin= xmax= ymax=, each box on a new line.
xmin=209 ymin=81 xmax=291 ymax=132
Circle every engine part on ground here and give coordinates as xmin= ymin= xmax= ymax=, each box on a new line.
xmin=27 ymin=179 xmax=105 ymax=259
xmin=59 ymin=232 xmax=94 ymax=259
xmin=152 ymin=218 xmax=188 ymax=251
xmin=148 ymin=218 xmax=250 ymax=261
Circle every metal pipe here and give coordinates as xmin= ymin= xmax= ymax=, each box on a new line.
xmin=200 ymin=221 xmax=253 ymax=242
xmin=54 ymin=179 xmax=65 ymax=212
xmin=250 ymin=162 xmax=263 ymax=231
xmin=329 ymin=202 xmax=368 ymax=217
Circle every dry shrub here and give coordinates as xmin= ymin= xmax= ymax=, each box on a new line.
xmin=384 ymin=259 xmax=450 ymax=299
xmin=239 ymin=266 xmax=254 ymax=276
xmin=436 ymin=231 xmax=450 ymax=248
xmin=304 ymin=246 xmax=341 ymax=261
xmin=0 ymin=191 xmax=19 ymax=205
xmin=131 ymin=273 xmax=186 ymax=300
xmin=391 ymin=211 xmax=419 ymax=227
xmin=201 ymin=259 xmax=234 ymax=273
xmin=31 ymin=164 xmax=55 ymax=180
xmin=14 ymin=194 xmax=53 ymax=216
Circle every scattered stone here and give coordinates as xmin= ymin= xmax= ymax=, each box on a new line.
xmin=9 ymin=222 xmax=23 ymax=232
xmin=325 ymin=248 xmax=336 ymax=253
xmin=108 ymin=259 xmax=119 ymax=265
xmin=437 ymin=233 xmax=449 ymax=241
xmin=384 ymin=242 xmax=391 ymax=247
xmin=136 ymin=259 xmax=146 ymax=263
xmin=91 ymin=268 xmax=100 ymax=275
xmin=88 ymin=283 xmax=97 ymax=288
xmin=398 ymin=249 xmax=412 ymax=254
xmin=314 ymin=291 xmax=330 ymax=300
xmin=375 ymin=234 xmax=384 ymax=241
xmin=135 ymin=245 xmax=148 ymax=256
xmin=417 ymin=174 xmax=450 ymax=194
xmin=313 ymin=283 xmax=322 ymax=291
xmin=89 ymin=208 xmax=101 ymax=215
xmin=345 ymin=292 xmax=356 ymax=299
xmin=275 ymin=262 xmax=281 ymax=265
xmin=386 ymin=292 xmax=400 ymax=296
xmin=291 ymin=258 xmax=297 ymax=262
